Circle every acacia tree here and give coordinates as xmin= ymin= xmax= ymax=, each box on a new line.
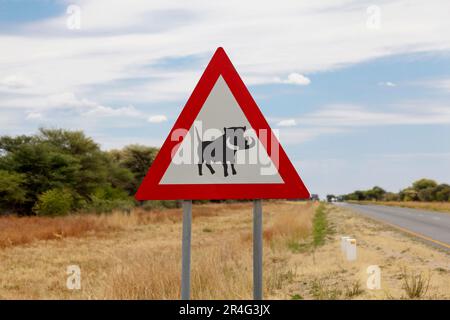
xmin=0 ymin=170 xmax=26 ymax=213
xmin=0 ymin=129 xmax=136 ymax=214
xmin=108 ymin=144 xmax=159 ymax=194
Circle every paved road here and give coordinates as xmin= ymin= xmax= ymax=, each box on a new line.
xmin=338 ymin=203 xmax=450 ymax=250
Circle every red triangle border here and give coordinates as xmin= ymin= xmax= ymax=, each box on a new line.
xmin=135 ymin=48 xmax=310 ymax=200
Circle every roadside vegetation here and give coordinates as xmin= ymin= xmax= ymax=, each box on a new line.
xmin=0 ymin=201 xmax=448 ymax=299
xmin=0 ymin=128 xmax=177 ymax=216
xmin=400 ymin=267 xmax=431 ymax=299
xmin=349 ymin=200 xmax=450 ymax=213
xmin=335 ymin=178 xmax=450 ymax=213
xmin=0 ymin=207 xmax=180 ymax=248
xmin=312 ymin=203 xmax=328 ymax=247
xmin=0 ymin=201 xmax=318 ymax=299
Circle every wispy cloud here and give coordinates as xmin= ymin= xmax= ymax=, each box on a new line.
xmin=378 ymin=81 xmax=396 ymax=87
xmin=0 ymin=0 xmax=449 ymax=110
xmin=369 ymin=152 xmax=450 ymax=160
xmin=296 ymin=104 xmax=450 ymax=127
xmin=25 ymin=112 xmax=43 ymax=120
xmin=1 ymin=0 xmax=450 ymax=154
xmin=415 ymin=77 xmax=450 ymax=92
xmin=147 ymin=115 xmax=168 ymax=123
xmin=279 ymin=127 xmax=346 ymax=145
xmin=0 ymin=75 xmax=33 ymax=90
xmin=274 ymin=102 xmax=450 ymax=145
xmin=275 ymin=73 xmax=311 ymax=86
xmin=276 ymin=119 xmax=297 ymax=127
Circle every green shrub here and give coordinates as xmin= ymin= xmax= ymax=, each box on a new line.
xmin=0 ymin=170 xmax=26 ymax=210
xmin=92 ymin=185 xmax=129 ymax=201
xmin=435 ymin=184 xmax=450 ymax=201
xmin=33 ymin=188 xmax=73 ymax=216
xmin=89 ymin=197 xmax=134 ymax=214
xmin=87 ymin=186 xmax=134 ymax=214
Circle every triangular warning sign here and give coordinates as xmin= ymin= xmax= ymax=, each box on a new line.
xmin=135 ymin=48 xmax=310 ymax=200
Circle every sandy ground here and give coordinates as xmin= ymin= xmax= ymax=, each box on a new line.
xmin=276 ymin=204 xmax=449 ymax=299
xmin=0 ymin=202 xmax=448 ymax=299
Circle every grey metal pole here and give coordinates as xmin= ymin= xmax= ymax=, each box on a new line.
xmin=253 ymin=199 xmax=263 ymax=300
xmin=181 ymin=200 xmax=192 ymax=300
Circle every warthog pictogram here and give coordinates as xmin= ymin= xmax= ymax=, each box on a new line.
xmin=195 ymin=126 xmax=256 ymax=177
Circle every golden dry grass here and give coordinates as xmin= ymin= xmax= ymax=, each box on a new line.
xmin=0 ymin=204 xmax=236 ymax=249
xmin=288 ymin=204 xmax=450 ymax=300
xmin=352 ymin=201 xmax=450 ymax=213
xmin=0 ymin=201 xmax=448 ymax=300
xmin=0 ymin=201 xmax=316 ymax=299
xmin=0 ymin=215 xmax=114 ymax=248
xmin=105 ymin=201 xmax=316 ymax=299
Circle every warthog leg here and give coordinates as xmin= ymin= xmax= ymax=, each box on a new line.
xmin=223 ymin=163 xmax=229 ymax=177
xmin=205 ymin=163 xmax=215 ymax=174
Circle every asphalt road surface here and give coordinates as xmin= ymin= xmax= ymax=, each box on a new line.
xmin=338 ymin=203 xmax=450 ymax=251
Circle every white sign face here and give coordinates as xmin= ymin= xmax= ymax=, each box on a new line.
xmin=160 ymin=76 xmax=283 ymax=185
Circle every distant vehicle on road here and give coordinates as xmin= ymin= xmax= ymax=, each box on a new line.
xmin=326 ymin=194 xmax=337 ymax=202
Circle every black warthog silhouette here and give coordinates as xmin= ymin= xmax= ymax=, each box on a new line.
xmin=195 ymin=126 xmax=256 ymax=177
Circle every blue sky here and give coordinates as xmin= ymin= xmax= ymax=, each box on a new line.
xmin=1 ymin=0 xmax=450 ymax=197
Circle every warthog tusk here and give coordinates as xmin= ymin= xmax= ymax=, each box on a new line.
xmin=246 ymin=136 xmax=256 ymax=148
xmin=226 ymin=137 xmax=240 ymax=151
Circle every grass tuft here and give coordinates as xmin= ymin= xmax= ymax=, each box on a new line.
xmin=401 ymin=267 xmax=431 ymax=299
xmin=312 ymin=203 xmax=328 ymax=247
xmin=344 ymin=280 xmax=364 ymax=298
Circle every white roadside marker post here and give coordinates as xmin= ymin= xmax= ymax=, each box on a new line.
xmin=253 ymin=199 xmax=263 ymax=300
xmin=341 ymin=236 xmax=350 ymax=253
xmin=181 ymin=200 xmax=192 ymax=300
xmin=346 ymin=238 xmax=357 ymax=261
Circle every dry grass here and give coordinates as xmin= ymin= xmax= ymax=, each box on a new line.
xmin=105 ymin=201 xmax=315 ymax=299
xmin=0 ymin=203 xmax=253 ymax=249
xmin=352 ymin=201 xmax=450 ymax=213
xmin=105 ymin=242 xmax=254 ymax=299
xmin=0 ymin=201 xmax=317 ymax=299
xmin=400 ymin=267 xmax=431 ymax=299
xmin=0 ymin=215 xmax=115 ymax=248
xmin=0 ymin=201 xmax=448 ymax=300
xmin=291 ymin=204 xmax=449 ymax=300
xmin=263 ymin=202 xmax=314 ymax=243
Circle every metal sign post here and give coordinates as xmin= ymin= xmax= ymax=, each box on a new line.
xmin=253 ymin=199 xmax=263 ymax=300
xmin=181 ymin=200 xmax=192 ymax=300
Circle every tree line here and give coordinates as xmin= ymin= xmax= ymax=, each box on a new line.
xmin=341 ymin=178 xmax=450 ymax=202
xmin=0 ymin=128 xmax=179 ymax=216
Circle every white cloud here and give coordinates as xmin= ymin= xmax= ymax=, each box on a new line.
xmin=279 ymin=127 xmax=345 ymax=145
xmin=81 ymin=105 xmax=141 ymax=117
xmin=0 ymin=91 xmax=142 ymax=118
xmin=295 ymin=104 xmax=450 ymax=127
xmin=0 ymin=75 xmax=33 ymax=89
xmin=416 ymin=78 xmax=450 ymax=92
xmin=0 ymin=0 xmax=449 ymax=109
xmin=148 ymin=115 xmax=168 ymax=123
xmin=1 ymin=0 xmax=450 ymax=150
xmin=371 ymin=152 xmax=450 ymax=160
xmin=26 ymin=112 xmax=43 ymax=120
xmin=275 ymin=73 xmax=311 ymax=86
xmin=274 ymin=102 xmax=450 ymax=145
xmin=276 ymin=119 xmax=297 ymax=127
xmin=378 ymin=81 xmax=396 ymax=87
